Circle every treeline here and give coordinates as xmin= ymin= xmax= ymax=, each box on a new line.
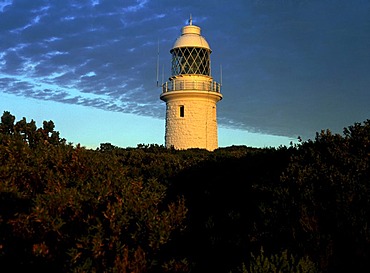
xmin=1 ymin=110 xmax=370 ymax=273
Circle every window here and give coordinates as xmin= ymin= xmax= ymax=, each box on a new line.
xmin=179 ymin=105 xmax=184 ymax=117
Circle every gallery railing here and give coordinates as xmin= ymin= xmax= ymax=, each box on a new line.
xmin=162 ymin=80 xmax=221 ymax=93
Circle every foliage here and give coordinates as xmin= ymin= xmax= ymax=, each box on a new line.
xmin=276 ymin=121 xmax=370 ymax=272
xmin=0 ymin=111 xmax=188 ymax=272
xmin=1 ymin=111 xmax=370 ymax=273
xmin=163 ymin=146 xmax=294 ymax=273
xmin=233 ymin=247 xmax=318 ymax=273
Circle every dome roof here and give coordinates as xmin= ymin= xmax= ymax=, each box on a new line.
xmin=171 ymin=24 xmax=211 ymax=51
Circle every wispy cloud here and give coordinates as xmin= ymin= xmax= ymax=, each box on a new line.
xmin=0 ymin=0 xmax=12 ymax=13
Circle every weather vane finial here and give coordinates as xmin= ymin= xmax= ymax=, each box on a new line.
xmin=189 ymin=14 xmax=192 ymax=25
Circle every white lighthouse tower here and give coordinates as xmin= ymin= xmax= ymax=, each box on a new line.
xmin=160 ymin=18 xmax=223 ymax=151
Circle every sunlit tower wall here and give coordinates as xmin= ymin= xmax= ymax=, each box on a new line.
xmin=160 ymin=19 xmax=222 ymax=151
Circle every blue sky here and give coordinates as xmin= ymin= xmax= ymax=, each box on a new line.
xmin=1 ymin=0 xmax=369 ymax=149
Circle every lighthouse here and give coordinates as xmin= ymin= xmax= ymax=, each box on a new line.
xmin=160 ymin=18 xmax=223 ymax=151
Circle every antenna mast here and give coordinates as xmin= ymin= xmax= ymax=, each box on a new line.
xmin=162 ymin=64 xmax=164 ymax=86
xmin=220 ymin=64 xmax=223 ymax=86
xmin=156 ymin=38 xmax=159 ymax=87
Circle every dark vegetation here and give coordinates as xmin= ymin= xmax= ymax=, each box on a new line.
xmin=1 ymin=110 xmax=370 ymax=273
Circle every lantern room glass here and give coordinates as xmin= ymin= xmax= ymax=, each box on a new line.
xmin=171 ymin=47 xmax=211 ymax=76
